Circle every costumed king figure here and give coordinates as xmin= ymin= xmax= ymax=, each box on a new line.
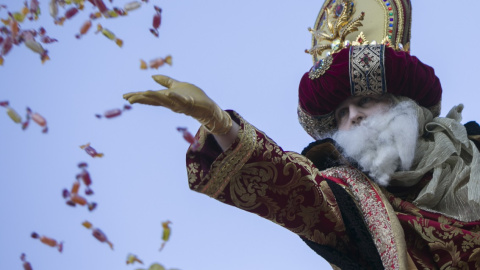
xmin=124 ymin=0 xmax=480 ymax=269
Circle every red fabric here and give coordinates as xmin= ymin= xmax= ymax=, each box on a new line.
xmin=186 ymin=113 xmax=480 ymax=269
xmin=298 ymin=47 xmax=442 ymax=116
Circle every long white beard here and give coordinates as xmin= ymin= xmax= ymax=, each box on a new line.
xmin=332 ymin=101 xmax=420 ymax=186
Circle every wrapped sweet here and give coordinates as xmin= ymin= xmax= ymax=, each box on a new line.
xmin=95 ymin=104 xmax=131 ymax=119
xmin=80 ymin=143 xmax=104 ymax=158
xmin=159 ymin=220 xmax=171 ymax=251
xmin=149 ymin=6 xmax=161 ymax=37
xmin=20 ymin=253 xmax=32 ymax=270
xmin=82 ymin=221 xmax=114 ymax=249
xmin=31 ymin=232 xmax=63 ymax=252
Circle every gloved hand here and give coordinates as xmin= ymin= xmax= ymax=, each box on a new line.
xmin=123 ymin=75 xmax=232 ymax=135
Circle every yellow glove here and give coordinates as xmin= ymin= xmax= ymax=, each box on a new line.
xmin=123 ymin=75 xmax=232 ymax=135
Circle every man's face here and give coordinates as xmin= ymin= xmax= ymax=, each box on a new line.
xmin=335 ymin=95 xmax=392 ymax=130
xmin=332 ymin=99 xmax=420 ymax=186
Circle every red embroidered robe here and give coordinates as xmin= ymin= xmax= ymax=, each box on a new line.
xmin=186 ymin=112 xmax=480 ymax=269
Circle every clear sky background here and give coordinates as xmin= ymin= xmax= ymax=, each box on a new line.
xmin=1 ymin=1 xmax=479 ymax=269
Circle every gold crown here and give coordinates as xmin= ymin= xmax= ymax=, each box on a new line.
xmin=306 ymin=0 xmax=412 ymax=62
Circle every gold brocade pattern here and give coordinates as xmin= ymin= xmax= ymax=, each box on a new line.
xmin=321 ymin=166 xmax=401 ymax=269
xmin=200 ymin=117 xmax=257 ymax=198
xmin=189 ymin=113 xmax=349 ymax=250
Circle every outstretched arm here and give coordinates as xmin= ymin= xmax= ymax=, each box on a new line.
xmin=123 ymin=75 xmax=238 ymax=151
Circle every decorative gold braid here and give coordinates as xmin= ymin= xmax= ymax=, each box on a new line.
xmin=394 ymin=0 xmax=404 ymax=47
xmin=201 ymin=116 xmax=257 ymax=198
xmin=376 ymin=0 xmax=389 ymax=42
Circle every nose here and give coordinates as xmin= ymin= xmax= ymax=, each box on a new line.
xmin=348 ymin=105 xmax=365 ymax=127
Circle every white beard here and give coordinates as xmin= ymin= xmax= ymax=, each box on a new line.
xmin=332 ymin=101 xmax=420 ymax=186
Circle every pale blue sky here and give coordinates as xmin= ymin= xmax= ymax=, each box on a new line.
xmin=1 ymin=1 xmax=479 ymax=269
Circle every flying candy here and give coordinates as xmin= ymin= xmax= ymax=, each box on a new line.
xmin=31 ymin=232 xmax=63 ymax=252
xmin=23 ymin=107 xmax=48 ymax=133
xmin=82 ymin=221 xmax=114 ymax=249
xmin=22 ymin=31 xmax=50 ymax=63
xmin=27 ymin=0 xmax=41 ymax=21
xmin=49 ymin=0 xmax=59 ymax=19
xmin=124 ymin=1 xmax=142 ymax=12
xmin=37 ymin=27 xmax=58 ymax=44
xmin=95 ymin=104 xmax=132 ymax=119
xmin=80 ymin=143 xmax=104 ymax=158
xmin=55 ymin=7 xmax=79 ymax=25
xmin=0 ymin=101 xmax=22 ymax=123
xmin=139 ymin=55 xmax=172 ymax=70
xmin=75 ymin=20 xmax=92 ymax=38
xmin=95 ymin=24 xmax=123 ymax=47
xmin=88 ymin=0 xmax=109 ymax=16
xmin=150 ymin=6 xmax=161 ymax=37
xmin=20 ymin=253 xmax=32 ymax=270
xmin=77 ymin=162 xmax=94 ymax=195
xmin=126 ymin=253 xmax=144 ymax=265
xmin=177 ymin=127 xmax=200 ymax=151
xmin=62 ymin=182 xmax=97 ymax=211
xmin=150 ymin=55 xmax=172 ymax=69
xmin=159 ymin=220 xmax=171 ymax=252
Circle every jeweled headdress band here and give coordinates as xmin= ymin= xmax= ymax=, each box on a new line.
xmin=349 ymin=45 xmax=386 ymax=96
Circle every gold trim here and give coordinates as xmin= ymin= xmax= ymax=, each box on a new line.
xmin=394 ymin=0 xmax=404 ymax=47
xmin=322 ymin=166 xmax=403 ymax=269
xmin=297 ymin=105 xmax=336 ymax=140
xmin=201 ymin=114 xmax=257 ymax=198
xmin=376 ymin=185 xmax=409 ymax=270
xmin=375 ymin=0 xmax=388 ymax=42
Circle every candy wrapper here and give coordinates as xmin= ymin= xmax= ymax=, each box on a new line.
xmin=126 ymin=253 xmax=144 ymax=265
xmin=140 ymin=55 xmax=172 ymax=70
xmin=23 ymin=107 xmax=48 ymax=133
xmin=82 ymin=221 xmax=114 ymax=249
xmin=95 ymin=104 xmax=131 ymax=119
xmin=0 ymin=101 xmax=22 ymax=124
xmin=149 ymin=6 xmax=161 ymax=37
xmin=31 ymin=232 xmax=63 ymax=252
xmin=80 ymin=143 xmax=104 ymax=158
xmin=124 ymin=1 xmax=142 ymax=12
xmin=95 ymin=24 xmax=123 ymax=47
xmin=62 ymin=181 xmax=97 ymax=211
xmin=20 ymin=253 xmax=32 ymax=270
xmin=76 ymin=20 xmax=92 ymax=38
xmin=177 ymin=127 xmax=200 ymax=151
xmin=159 ymin=221 xmax=171 ymax=252
xmin=77 ymin=162 xmax=94 ymax=195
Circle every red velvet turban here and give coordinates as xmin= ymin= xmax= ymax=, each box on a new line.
xmin=298 ymin=45 xmax=442 ymax=139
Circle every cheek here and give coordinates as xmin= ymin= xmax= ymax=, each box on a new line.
xmin=337 ymin=121 xmax=350 ymax=131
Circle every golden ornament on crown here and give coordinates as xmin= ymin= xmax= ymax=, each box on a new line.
xmin=306 ymin=0 xmax=412 ymax=63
